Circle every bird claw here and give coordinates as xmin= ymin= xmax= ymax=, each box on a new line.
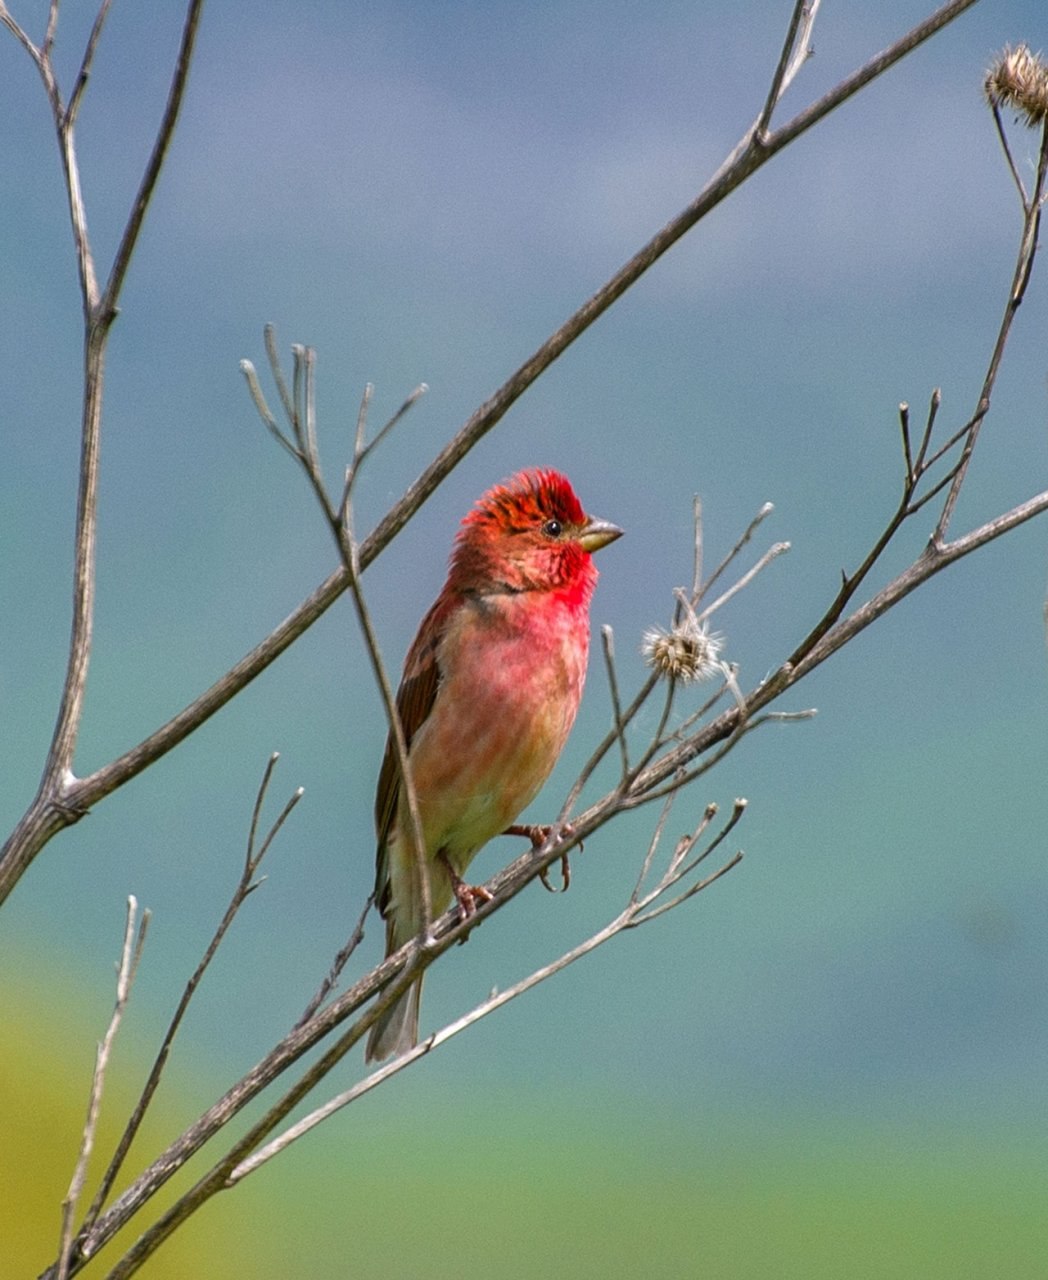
xmin=438 ymin=851 xmax=493 ymax=926
xmin=504 ymin=823 xmax=580 ymax=893
xmin=538 ymin=853 xmax=571 ymax=893
xmin=453 ymin=881 xmax=494 ymax=919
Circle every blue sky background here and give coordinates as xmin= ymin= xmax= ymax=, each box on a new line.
xmin=2 ymin=2 xmax=1047 ymax=1275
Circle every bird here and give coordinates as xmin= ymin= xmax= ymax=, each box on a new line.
xmin=366 ymin=468 xmax=622 ymax=1061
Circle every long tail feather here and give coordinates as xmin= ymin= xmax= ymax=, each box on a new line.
xmin=365 ymin=978 xmax=422 ymax=1062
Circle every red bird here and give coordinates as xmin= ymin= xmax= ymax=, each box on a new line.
xmin=366 ymin=469 xmax=622 ymax=1061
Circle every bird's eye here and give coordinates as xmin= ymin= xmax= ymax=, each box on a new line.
xmin=542 ymin=518 xmax=562 ymax=539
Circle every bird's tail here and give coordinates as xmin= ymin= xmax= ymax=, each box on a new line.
xmin=365 ymin=977 xmax=422 ymax=1062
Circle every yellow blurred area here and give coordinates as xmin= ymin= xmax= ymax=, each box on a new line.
xmin=0 ymin=981 xmax=272 ymax=1278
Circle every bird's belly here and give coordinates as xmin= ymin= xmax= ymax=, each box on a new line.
xmin=409 ymin=622 xmax=584 ymax=877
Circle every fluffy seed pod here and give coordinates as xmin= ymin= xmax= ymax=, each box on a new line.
xmin=985 ymin=44 xmax=1048 ymax=127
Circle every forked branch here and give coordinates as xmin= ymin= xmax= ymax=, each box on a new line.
xmin=0 ymin=0 xmax=986 ymax=910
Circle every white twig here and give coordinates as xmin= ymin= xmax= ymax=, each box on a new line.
xmin=56 ymin=896 xmax=149 ymax=1280
xmin=757 ymin=0 xmax=823 ymax=137
xmin=700 ymin=502 xmax=775 ymax=602
xmin=697 ymin=541 xmax=790 ymax=622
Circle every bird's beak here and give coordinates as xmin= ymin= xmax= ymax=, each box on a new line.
xmin=577 ymin=515 xmax=624 ymax=553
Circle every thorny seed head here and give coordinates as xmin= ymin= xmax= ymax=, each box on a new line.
xmin=642 ymin=618 xmax=723 ymax=684
xmin=985 ymin=44 xmax=1048 ymax=127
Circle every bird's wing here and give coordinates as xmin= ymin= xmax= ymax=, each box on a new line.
xmin=373 ymin=597 xmax=447 ymax=914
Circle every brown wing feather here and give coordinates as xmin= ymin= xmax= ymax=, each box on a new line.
xmin=373 ymin=596 xmax=449 ymax=914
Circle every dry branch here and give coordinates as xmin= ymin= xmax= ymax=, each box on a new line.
xmin=9 ymin=2 xmax=1048 ymax=1276
xmin=0 ymin=0 xmax=985 ymax=905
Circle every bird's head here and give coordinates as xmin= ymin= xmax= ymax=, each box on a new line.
xmin=449 ymin=468 xmax=622 ymax=597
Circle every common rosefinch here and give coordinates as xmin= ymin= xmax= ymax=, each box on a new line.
xmin=366 ymin=468 xmax=622 ymax=1061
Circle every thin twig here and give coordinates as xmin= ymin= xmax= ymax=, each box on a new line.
xmin=225 ymin=832 xmax=744 ymax=1188
xmin=247 ymin=340 xmax=433 ymax=940
xmin=690 ymin=495 xmax=704 ymax=600
xmin=361 ymin=383 xmax=430 ymax=466
xmin=600 ymin=625 xmax=631 ymax=778
xmin=63 ymin=435 xmax=1048 ymax=1269
xmin=81 ymin=760 xmax=300 ymax=1228
xmin=240 ymin=361 xmax=296 ymax=458
xmin=0 ymin=5 xmax=44 ymax=69
xmin=912 ymin=387 xmax=943 ymax=475
xmin=898 ymin=402 xmax=913 ymax=480
xmin=633 ymin=851 xmax=744 ymax=924
xmin=43 ymin=0 xmax=58 ymax=57
xmin=906 ymin=459 xmax=965 ymax=516
xmin=56 ymin=897 xmax=149 ymax=1280
xmin=780 ymin=1 xmax=823 ymax=99
xmin=265 ymin=323 xmax=295 ymax=426
xmin=700 ymin=502 xmax=775 ymax=602
xmin=757 ymin=0 xmax=822 ymax=137
xmin=991 ymin=101 xmax=1029 ymax=207
xmin=918 ymin=408 xmax=971 ymax=479
xmin=629 ymin=790 xmax=683 ymax=905
xmin=668 ymin=798 xmax=747 ymax=883
xmin=934 ymin=119 xmax=1048 ymax=541
xmin=103 ymin=0 xmax=205 ymax=315
xmin=294 ymin=892 xmax=374 ymax=1030
xmin=0 ymin=1 xmax=985 ymax=916
xmin=65 ymin=0 xmax=114 ymax=127
xmin=697 ymin=541 xmax=791 ymax=622
xmin=670 ymin=676 xmax=735 ymax=740
xmin=352 ymin=383 xmax=373 ymax=462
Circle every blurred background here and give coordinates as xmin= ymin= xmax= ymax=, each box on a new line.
xmin=2 ymin=1 xmax=1046 ymax=1275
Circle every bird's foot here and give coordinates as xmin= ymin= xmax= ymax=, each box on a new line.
xmin=503 ymin=823 xmax=580 ymax=893
xmin=438 ymin=851 xmax=494 ymax=923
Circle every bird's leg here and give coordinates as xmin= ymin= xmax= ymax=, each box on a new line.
xmin=502 ymin=823 xmax=579 ymax=893
xmin=437 ymin=850 xmax=494 ymax=922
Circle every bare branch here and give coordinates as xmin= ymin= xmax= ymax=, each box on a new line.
xmin=56 ymin=896 xmax=149 ymax=1280
xmin=224 ymin=812 xmax=744 ymax=1189
xmin=294 ymin=892 xmax=374 ymax=1030
xmin=43 ymin=0 xmax=58 ymax=57
xmin=81 ymin=760 xmax=300 ymax=1229
xmin=264 ymin=322 xmax=296 ymax=427
xmin=934 ymin=117 xmax=1048 ymax=540
xmin=700 ymin=502 xmax=775 ymax=602
xmin=757 ymin=0 xmax=823 ymax=137
xmin=65 ymin=0 xmax=114 ymax=127
xmin=912 ymin=386 xmax=943 ymax=476
xmin=102 ymin=0 xmax=205 ymax=315
xmin=360 ymin=382 xmax=430 ymax=467
xmin=898 ymin=402 xmax=913 ymax=480
xmin=248 ymin=339 xmax=434 ymax=939
xmin=0 ymin=0 xmax=982 ymax=916
xmin=58 ymin=421 xmax=1048 ymax=1270
xmin=352 ymin=382 xmax=373 ymax=462
xmin=990 ymin=100 xmax=1029 ymax=205
xmin=14 ymin=3 xmax=1048 ymax=1273
xmin=633 ymin=851 xmax=744 ymax=925
xmin=0 ymin=5 xmax=45 ymax=70
xmin=240 ymin=359 xmax=298 ymax=459
xmin=697 ymin=540 xmax=791 ymax=623
xmin=600 ymin=625 xmax=630 ymax=778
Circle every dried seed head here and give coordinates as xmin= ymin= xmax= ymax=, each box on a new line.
xmin=985 ymin=44 xmax=1048 ymax=127
xmin=642 ymin=619 xmax=722 ymax=684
